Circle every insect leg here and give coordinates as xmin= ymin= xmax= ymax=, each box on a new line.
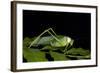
xmin=28 ymin=28 xmax=58 ymax=48
xmin=63 ymin=44 xmax=69 ymax=54
xmin=64 ymin=40 xmax=74 ymax=54
xmin=28 ymin=28 xmax=52 ymax=48
xmin=49 ymin=28 xmax=57 ymax=36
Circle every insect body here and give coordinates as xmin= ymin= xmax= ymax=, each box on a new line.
xmin=29 ymin=28 xmax=74 ymax=53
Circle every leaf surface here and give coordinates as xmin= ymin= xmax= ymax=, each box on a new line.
xmin=66 ymin=48 xmax=90 ymax=56
xmin=23 ymin=47 xmax=47 ymax=62
xmin=65 ymin=48 xmax=90 ymax=59
xmin=23 ymin=38 xmax=48 ymax=62
xmin=50 ymin=51 xmax=69 ymax=61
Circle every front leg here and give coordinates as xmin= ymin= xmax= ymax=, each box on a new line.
xmin=63 ymin=44 xmax=69 ymax=54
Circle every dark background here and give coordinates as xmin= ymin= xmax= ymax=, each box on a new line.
xmin=23 ymin=10 xmax=91 ymax=50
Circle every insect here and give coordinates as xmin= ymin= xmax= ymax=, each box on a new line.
xmin=28 ymin=28 xmax=74 ymax=54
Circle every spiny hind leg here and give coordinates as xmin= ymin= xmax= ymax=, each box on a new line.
xmin=29 ymin=28 xmax=56 ymax=48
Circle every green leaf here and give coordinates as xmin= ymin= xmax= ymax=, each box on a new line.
xmin=23 ymin=37 xmax=32 ymax=48
xmin=65 ymin=48 xmax=90 ymax=59
xmin=50 ymin=51 xmax=70 ymax=61
xmin=23 ymin=47 xmax=47 ymax=62
xmin=66 ymin=48 xmax=90 ymax=56
xmin=66 ymin=54 xmax=91 ymax=59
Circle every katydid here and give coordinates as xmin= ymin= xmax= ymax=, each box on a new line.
xmin=28 ymin=28 xmax=74 ymax=53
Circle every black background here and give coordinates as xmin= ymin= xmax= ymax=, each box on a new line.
xmin=23 ymin=10 xmax=91 ymax=49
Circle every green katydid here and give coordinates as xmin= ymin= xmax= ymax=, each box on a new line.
xmin=28 ymin=28 xmax=74 ymax=54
